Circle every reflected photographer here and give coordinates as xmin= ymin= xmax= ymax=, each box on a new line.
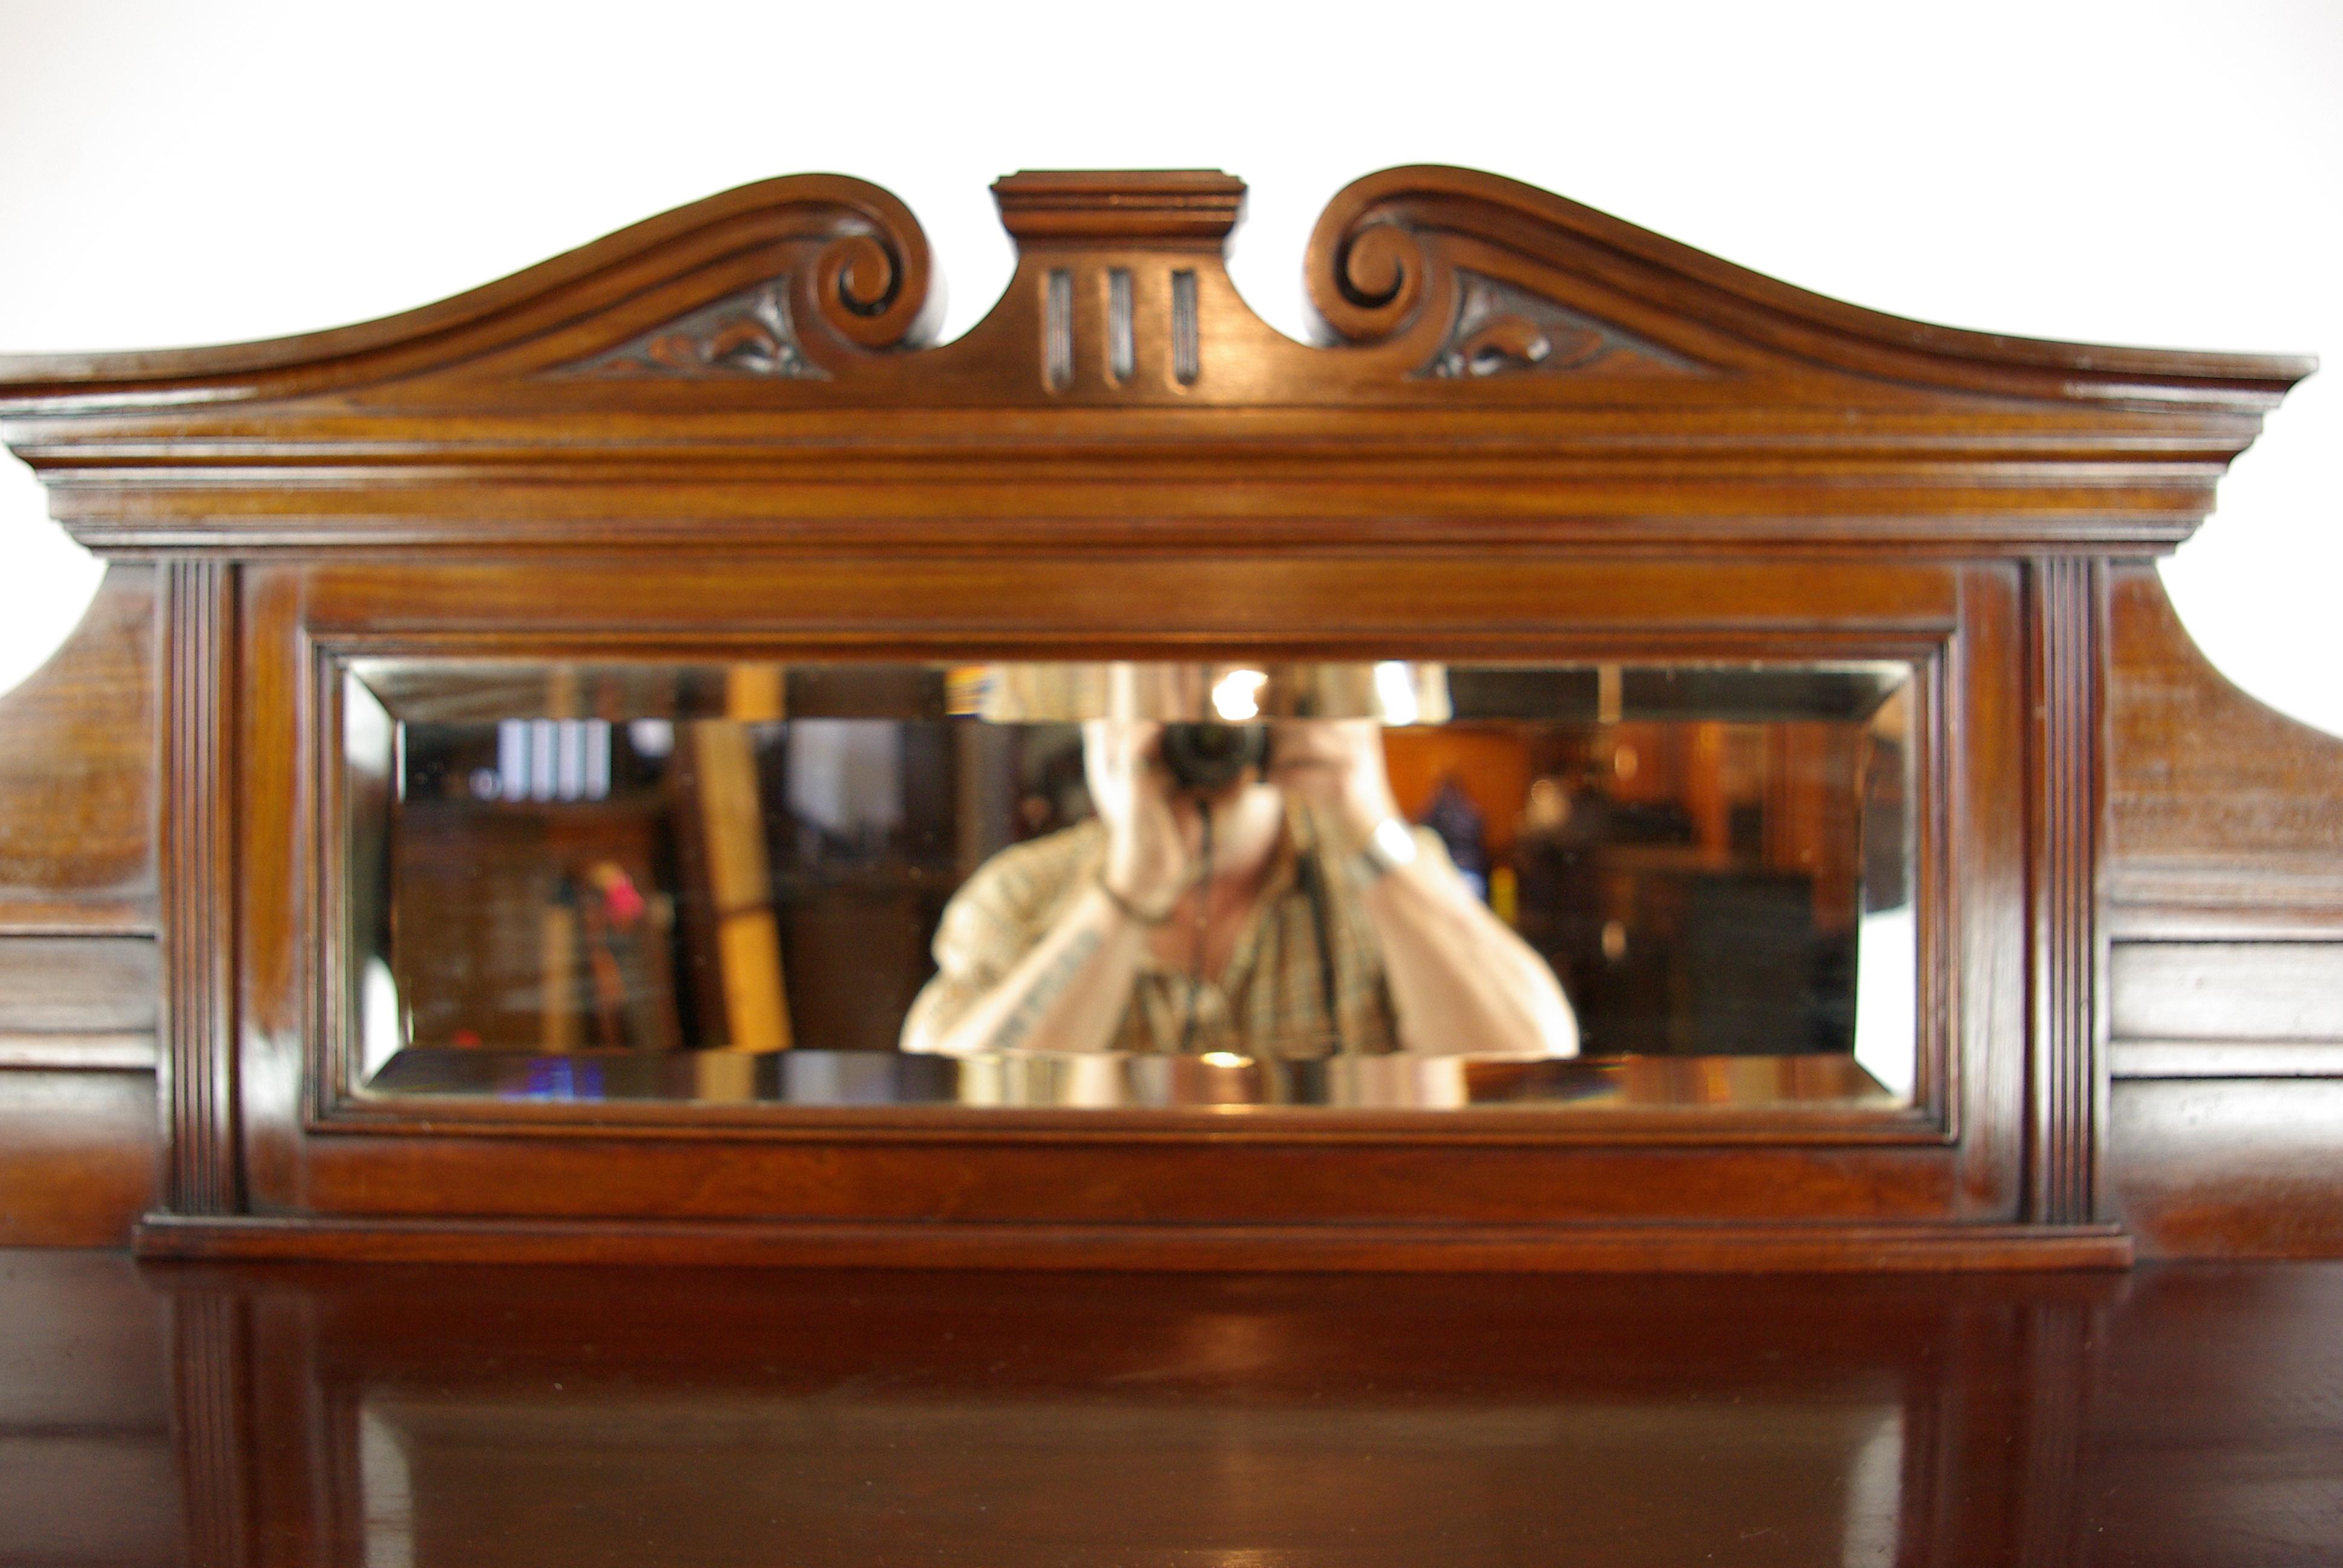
xmin=900 ymin=715 xmax=1579 ymax=1059
xmin=360 ymin=654 xmax=1918 ymax=1103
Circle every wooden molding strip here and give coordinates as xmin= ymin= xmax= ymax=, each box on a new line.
xmin=160 ymin=559 xmax=240 ymax=1216
xmin=2110 ymin=1040 xmax=2343 ymax=1080
xmin=2026 ymin=557 xmax=2104 ymax=1226
xmin=0 ymin=1032 xmax=158 ymax=1071
xmin=135 ymin=1213 xmax=2134 ymax=1273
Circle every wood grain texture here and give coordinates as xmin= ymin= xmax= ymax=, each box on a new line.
xmin=0 ymin=569 xmax=164 ymax=1249
xmin=0 ymin=564 xmax=155 ymax=935
xmin=0 ymin=936 xmax=157 ymax=1037
xmin=2111 ymin=1079 xmax=2343 ymax=1257
xmin=2105 ymin=562 xmax=2343 ymax=939
xmin=0 ymin=1069 xmax=159 ymax=1245
xmin=2100 ymin=563 xmax=2343 ymax=1256
xmin=2079 ymin=1263 xmax=2343 ymax=1564
xmin=6 ymin=1248 xmax=2338 ymax=1567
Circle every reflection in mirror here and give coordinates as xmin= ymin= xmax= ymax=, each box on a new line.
xmin=344 ymin=659 xmax=1916 ymax=1109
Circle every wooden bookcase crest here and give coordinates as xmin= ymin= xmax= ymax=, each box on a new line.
xmin=0 ymin=166 xmax=2318 ymax=1269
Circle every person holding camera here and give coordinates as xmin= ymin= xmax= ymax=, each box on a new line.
xmin=899 ymin=718 xmax=1578 ymax=1059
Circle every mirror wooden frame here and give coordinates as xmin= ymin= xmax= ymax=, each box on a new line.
xmin=301 ymin=576 xmax=1953 ymax=1134
xmin=0 ymin=166 xmax=2318 ymax=1269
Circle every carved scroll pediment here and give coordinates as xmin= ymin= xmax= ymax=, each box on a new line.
xmin=1 ymin=163 xmax=2307 ymax=419
xmin=514 ymin=169 xmax=1736 ymax=403
xmin=0 ymin=162 xmax=2313 ymax=558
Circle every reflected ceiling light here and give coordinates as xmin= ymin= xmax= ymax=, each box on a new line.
xmin=1211 ymin=668 xmax=1268 ymax=722
xmin=1372 ymin=661 xmax=1420 ymax=726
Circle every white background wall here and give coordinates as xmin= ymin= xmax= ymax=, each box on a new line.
xmin=3 ymin=0 xmax=2337 ymax=733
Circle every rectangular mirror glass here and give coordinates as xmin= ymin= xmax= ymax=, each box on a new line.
xmin=342 ymin=659 xmax=1916 ymax=1111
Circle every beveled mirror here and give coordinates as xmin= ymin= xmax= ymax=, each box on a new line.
xmin=345 ymin=656 xmax=1918 ymax=1112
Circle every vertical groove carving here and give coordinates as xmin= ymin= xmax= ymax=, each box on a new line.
xmin=2027 ymin=556 xmax=2103 ymax=1224
xmin=1170 ymin=269 xmax=1199 ymax=385
xmin=162 ymin=559 xmax=240 ymax=1215
xmin=1106 ymin=268 xmax=1135 ymax=384
xmin=1043 ymin=269 xmax=1073 ymax=392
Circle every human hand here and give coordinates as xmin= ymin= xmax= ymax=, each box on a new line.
xmin=1270 ymin=719 xmax=1401 ymax=852
xmin=1083 ymin=720 xmax=1195 ymax=915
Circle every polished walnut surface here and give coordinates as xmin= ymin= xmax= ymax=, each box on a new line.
xmin=4 ymin=1248 xmax=2337 ymax=1567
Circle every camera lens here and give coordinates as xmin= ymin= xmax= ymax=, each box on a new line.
xmin=1159 ymin=723 xmax=1270 ymax=794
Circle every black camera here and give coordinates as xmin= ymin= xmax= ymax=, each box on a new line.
xmin=1158 ymin=722 xmax=1271 ymax=795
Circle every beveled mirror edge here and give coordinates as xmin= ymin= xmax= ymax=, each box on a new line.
xmin=317 ymin=647 xmax=1938 ymax=1138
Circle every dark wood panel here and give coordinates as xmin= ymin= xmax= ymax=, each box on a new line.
xmin=2076 ymin=1263 xmax=2343 ymax=1567
xmin=2111 ymin=1077 xmax=2343 ymax=1258
xmin=0 ymin=1070 xmax=159 ymax=1247
xmin=0 ymin=1436 xmax=179 ymax=1568
xmin=5 ymin=1247 xmax=2339 ymax=1567
xmin=0 ymin=566 xmax=156 ymax=936
xmin=2099 ymin=561 xmax=2343 ymax=1256
xmin=0 ymin=1251 xmax=175 ymax=1568
xmin=0 ymin=1252 xmax=169 ymax=1428
xmin=296 ymin=555 xmax=1964 ymax=641
xmin=286 ymin=1132 xmax=1969 ymax=1224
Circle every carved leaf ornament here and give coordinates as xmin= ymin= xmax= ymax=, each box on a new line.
xmin=1427 ymin=275 xmax=1701 ymax=381
xmin=569 ymin=281 xmax=827 ymax=380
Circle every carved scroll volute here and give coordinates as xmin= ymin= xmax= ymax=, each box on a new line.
xmin=1303 ymin=169 xmax=1464 ymax=364
xmin=789 ymin=180 xmax=943 ymax=361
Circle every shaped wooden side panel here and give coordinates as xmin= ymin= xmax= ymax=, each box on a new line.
xmin=0 ymin=564 xmax=162 ymax=1244
xmin=2105 ymin=563 xmax=2343 ymax=936
xmin=2103 ymin=563 xmax=2343 ymax=1256
xmin=0 ymin=564 xmax=156 ymax=935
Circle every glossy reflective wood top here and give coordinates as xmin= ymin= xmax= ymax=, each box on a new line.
xmin=4 ymin=1252 xmax=2338 ymax=1567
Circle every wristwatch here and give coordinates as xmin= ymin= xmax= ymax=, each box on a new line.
xmin=1355 ymin=816 xmax=1421 ymax=880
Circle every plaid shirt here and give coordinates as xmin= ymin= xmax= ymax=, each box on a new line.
xmin=907 ymin=806 xmax=1449 ymax=1057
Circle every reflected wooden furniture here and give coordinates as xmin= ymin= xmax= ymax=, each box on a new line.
xmin=0 ymin=165 xmax=2335 ymax=1265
